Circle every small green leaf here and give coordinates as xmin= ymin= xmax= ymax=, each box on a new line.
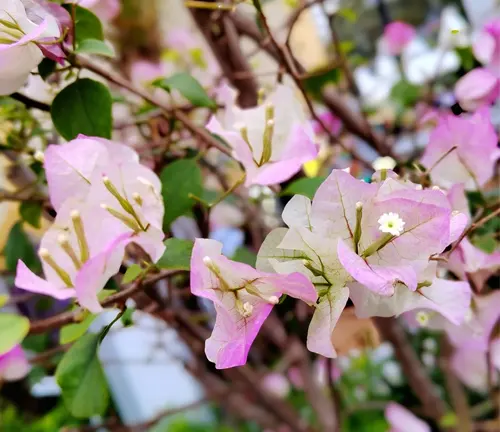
xmin=122 ymin=264 xmax=143 ymax=284
xmin=51 ymin=78 xmax=112 ymax=140
xmin=160 ymin=159 xmax=203 ymax=229
xmin=0 ymin=313 xmax=30 ymax=355
xmin=38 ymin=58 xmax=57 ymax=81
xmin=390 ymin=80 xmax=421 ymax=108
xmin=281 ymin=177 xmax=325 ymax=199
xmin=63 ymin=5 xmax=104 ymax=44
xmin=19 ymin=201 xmax=42 ymax=229
xmin=153 ymin=73 xmax=216 ymax=108
xmin=75 ymin=39 xmax=115 ymax=57
xmin=59 ymin=314 xmax=97 ymax=345
xmin=232 ymin=247 xmax=256 ymax=267
xmin=120 ymin=307 xmax=134 ymax=327
xmin=156 ymin=238 xmax=194 ymax=270
xmin=3 ymin=222 xmax=41 ymax=273
xmin=303 ymin=68 xmax=341 ymax=98
xmin=55 ymin=333 xmax=109 ymax=418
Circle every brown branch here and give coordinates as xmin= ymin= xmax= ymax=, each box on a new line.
xmin=189 ymin=7 xmax=259 ymax=107
xmin=230 ymin=10 xmax=390 ymax=157
xmin=374 ymin=317 xmax=448 ymax=423
xmin=73 ymin=55 xmax=232 ymax=157
xmin=29 ymin=270 xmax=180 ymax=334
xmin=10 ymin=92 xmax=51 ymax=112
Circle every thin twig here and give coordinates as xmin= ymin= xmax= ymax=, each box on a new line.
xmin=10 ymin=92 xmax=51 ymax=112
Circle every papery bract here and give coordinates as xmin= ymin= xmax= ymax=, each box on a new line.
xmin=44 ymin=135 xmax=165 ymax=262
xmin=76 ymin=0 xmax=121 ymax=21
xmin=383 ymin=21 xmax=416 ymax=55
xmin=385 ymin=402 xmax=431 ymax=432
xmin=0 ymin=0 xmax=61 ymax=95
xmin=206 ymin=84 xmax=318 ymax=186
xmin=15 ymin=198 xmax=132 ymax=313
xmin=191 ymin=238 xmax=317 ymax=369
xmin=420 ymin=108 xmax=500 ymax=190
xmin=0 ymin=345 xmax=29 ymax=381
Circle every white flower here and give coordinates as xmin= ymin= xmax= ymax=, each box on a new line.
xmin=416 ymin=311 xmax=430 ymax=327
xmin=378 ymin=212 xmax=405 ymax=236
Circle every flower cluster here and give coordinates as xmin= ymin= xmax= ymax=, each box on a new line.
xmin=256 ymin=168 xmax=472 ymax=358
xmin=0 ymin=0 xmax=70 ymax=95
xmin=15 ymin=135 xmax=165 ymax=313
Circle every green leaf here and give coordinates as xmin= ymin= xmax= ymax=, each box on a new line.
xmin=160 ymin=159 xmax=203 ymax=229
xmin=390 ymin=80 xmax=421 ymax=108
xmin=51 ymin=78 xmax=112 ymax=140
xmin=281 ymin=177 xmax=325 ymax=199
xmin=59 ymin=314 xmax=97 ymax=345
xmin=472 ymin=234 xmax=497 ymax=254
xmin=38 ymin=58 xmax=57 ymax=81
xmin=122 ymin=264 xmax=143 ymax=284
xmin=455 ymin=46 xmax=476 ymax=72
xmin=19 ymin=201 xmax=42 ymax=229
xmin=75 ymin=39 xmax=115 ymax=57
xmin=440 ymin=412 xmax=458 ymax=428
xmin=3 ymin=222 xmax=41 ymax=273
xmin=0 ymin=313 xmax=30 ymax=355
xmin=232 ymin=246 xmax=256 ymax=267
xmin=156 ymin=238 xmax=193 ymax=270
xmin=63 ymin=5 xmax=104 ymax=44
xmin=303 ymin=68 xmax=341 ymax=98
xmin=153 ymin=73 xmax=216 ymax=108
xmin=55 ymin=333 xmax=109 ymax=418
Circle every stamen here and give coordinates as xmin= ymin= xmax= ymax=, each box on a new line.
xmin=259 ymin=119 xmax=274 ymax=166
xmin=353 ymin=202 xmax=363 ymax=254
xmin=39 ymin=248 xmax=73 ymax=287
xmin=102 ymin=176 xmax=136 ymax=216
xmin=70 ymin=210 xmax=89 ymax=263
xmin=33 ymin=150 xmax=45 ymax=163
xmin=100 ymin=204 xmax=142 ymax=232
xmin=57 ymin=234 xmax=81 ymax=270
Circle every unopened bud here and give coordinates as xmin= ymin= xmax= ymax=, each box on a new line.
xmin=203 ymin=256 xmax=213 ymax=266
xmin=38 ymin=248 xmax=50 ymax=258
xmin=57 ymin=233 xmax=69 ymax=245
xmin=268 ymin=295 xmax=279 ymax=305
xmin=355 ymin=202 xmax=363 ymax=210
xmin=415 ymin=184 xmax=423 ymax=190
xmin=242 ymin=302 xmax=253 ymax=317
xmin=34 ymin=150 xmax=45 ymax=163
xmin=416 ymin=311 xmax=430 ymax=327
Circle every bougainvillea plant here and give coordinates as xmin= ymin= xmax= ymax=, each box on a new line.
xmin=0 ymin=0 xmax=498 ymax=431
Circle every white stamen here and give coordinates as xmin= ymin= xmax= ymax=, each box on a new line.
xmin=372 ymin=156 xmax=396 ymax=171
xmin=202 ymin=256 xmax=213 ymax=266
xmin=38 ymin=248 xmax=50 ymax=258
xmin=378 ymin=212 xmax=405 ymax=236
xmin=268 ymin=295 xmax=279 ymax=304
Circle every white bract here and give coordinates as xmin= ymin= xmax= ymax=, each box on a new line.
xmin=0 ymin=0 xmax=60 ymax=95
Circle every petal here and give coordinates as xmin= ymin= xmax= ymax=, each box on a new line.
xmin=337 ymin=239 xmax=417 ymax=296
xmin=15 ymin=260 xmax=75 ymax=300
xmin=306 ymin=287 xmax=349 ymax=358
xmin=451 ymin=347 xmax=488 ymax=391
xmin=206 ymin=299 xmax=273 ymax=369
xmin=75 ymin=233 xmax=131 ymax=313
xmin=385 ymin=402 xmax=430 ymax=432
xmin=282 ymin=194 xmax=312 ymax=229
xmin=265 ymin=272 xmax=318 ymax=305
xmin=455 ymin=68 xmax=499 ymax=111
xmin=256 ymin=228 xmax=303 ymax=273
xmin=449 ymin=211 xmax=468 ymax=244
xmin=0 ymin=345 xmax=29 ymax=381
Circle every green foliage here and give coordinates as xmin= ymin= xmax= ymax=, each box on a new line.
xmin=390 ymin=80 xmax=421 ymax=108
xmin=156 ymin=238 xmax=194 ymax=270
xmin=63 ymin=5 xmax=104 ymax=44
xmin=75 ymin=39 xmax=115 ymax=57
xmin=59 ymin=313 xmax=97 ymax=345
xmin=281 ymin=177 xmax=325 ymax=199
xmin=55 ymin=333 xmax=109 ymax=418
xmin=38 ymin=58 xmax=57 ymax=81
xmin=122 ymin=263 xmax=144 ymax=283
xmin=455 ymin=46 xmax=476 ymax=71
xmin=160 ymin=159 xmax=203 ymax=229
xmin=0 ymin=313 xmax=30 ymax=355
xmin=51 ymin=78 xmax=112 ymax=140
xmin=19 ymin=201 xmax=42 ymax=229
xmin=337 ymin=8 xmax=357 ymax=22
xmin=232 ymin=247 xmax=257 ymax=267
xmin=153 ymin=73 xmax=217 ymax=108
xmin=3 ymin=222 xmax=41 ymax=273
xmin=303 ymin=68 xmax=341 ymax=98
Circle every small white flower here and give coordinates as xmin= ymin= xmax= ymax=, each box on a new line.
xmin=372 ymin=156 xmax=396 ymax=171
xmin=378 ymin=212 xmax=405 ymax=236
xmin=416 ymin=311 xmax=430 ymax=327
